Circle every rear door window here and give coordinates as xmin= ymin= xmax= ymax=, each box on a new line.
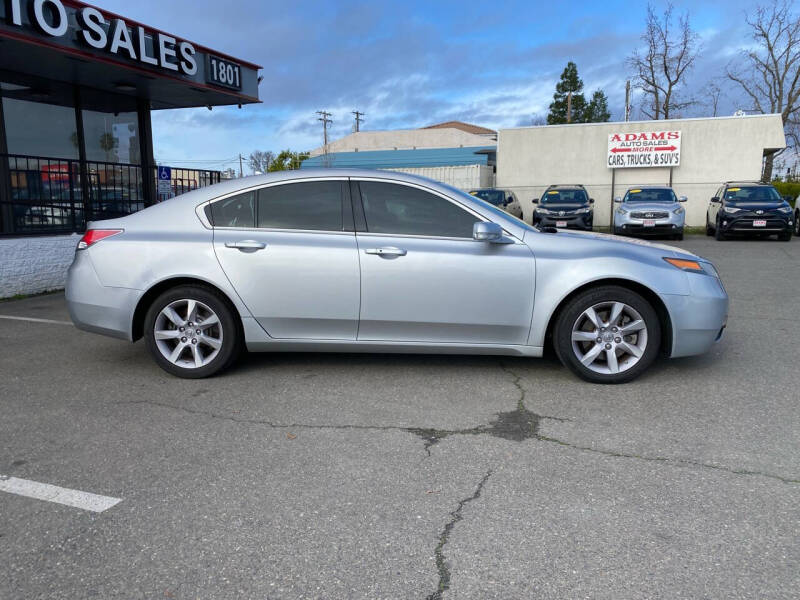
xmin=208 ymin=191 xmax=255 ymax=228
xmin=257 ymin=181 xmax=344 ymax=231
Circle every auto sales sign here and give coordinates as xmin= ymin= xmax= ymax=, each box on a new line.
xmin=607 ymin=131 xmax=681 ymax=169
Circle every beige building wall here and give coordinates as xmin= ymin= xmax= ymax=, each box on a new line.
xmin=497 ymin=114 xmax=786 ymax=227
xmin=309 ymin=128 xmax=495 ymax=156
xmin=384 ymin=164 xmax=494 ymax=190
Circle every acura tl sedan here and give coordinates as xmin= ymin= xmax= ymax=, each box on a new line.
xmin=66 ymin=170 xmax=728 ymax=384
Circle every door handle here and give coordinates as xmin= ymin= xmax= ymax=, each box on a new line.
xmin=364 ymin=247 xmax=407 ymax=257
xmin=225 ymin=240 xmax=266 ymax=251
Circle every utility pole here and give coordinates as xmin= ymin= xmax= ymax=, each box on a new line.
xmin=316 ymin=110 xmax=332 ymax=167
xmin=566 ymin=91 xmax=572 ymax=124
xmin=625 ymin=80 xmax=631 ymax=122
xmin=352 ymin=110 xmax=365 ymax=132
xmin=238 ymin=153 xmax=244 ymax=178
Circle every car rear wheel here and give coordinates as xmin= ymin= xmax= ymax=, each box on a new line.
xmin=553 ymin=285 xmax=661 ymax=384
xmin=705 ymin=216 xmax=714 ymax=236
xmin=144 ymin=285 xmax=241 ymax=378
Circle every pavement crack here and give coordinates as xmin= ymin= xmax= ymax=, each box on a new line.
xmin=427 ymin=470 xmax=492 ymax=600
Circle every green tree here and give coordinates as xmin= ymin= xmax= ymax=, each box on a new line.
xmin=268 ymin=149 xmax=310 ymax=171
xmin=584 ymin=90 xmax=611 ymax=122
xmin=547 ymin=62 xmax=587 ymax=124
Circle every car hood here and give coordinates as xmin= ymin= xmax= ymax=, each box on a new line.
xmin=620 ymin=202 xmax=680 ymax=212
xmin=538 ymin=203 xmax=590 ymax=211
xmin=541 ymin=228 xmax=700 ymax=259
xmin=726 ymin=202 xmax=787 ymax=212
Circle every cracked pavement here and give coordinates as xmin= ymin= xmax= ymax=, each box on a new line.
xmin=1 ymin=237 xmax=799 ymax=599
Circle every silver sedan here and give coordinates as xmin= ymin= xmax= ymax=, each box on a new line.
xmin=66 ymin=170 xmax=728 ymax=383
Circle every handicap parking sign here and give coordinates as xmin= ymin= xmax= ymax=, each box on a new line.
xmin=157 ymin=166 xmax=172 ymax=199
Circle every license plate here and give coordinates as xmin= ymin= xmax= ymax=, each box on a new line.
xmin=643 ymin=219 xmax=656 ymax=227
xmin=753 ymin=220 xmax=767 ymax=227
xmin=556 ymin=221 xmax=567 ymax=227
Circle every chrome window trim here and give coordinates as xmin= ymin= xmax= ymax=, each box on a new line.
xmin=195 ymin=176 xmax=351 ymax=232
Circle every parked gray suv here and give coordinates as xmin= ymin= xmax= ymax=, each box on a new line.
xmin=614 ymin=186 xmax=687 ymax=240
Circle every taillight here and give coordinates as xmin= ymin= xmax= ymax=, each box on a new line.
xmin=77 ymin=229 xmax=123 ymax=250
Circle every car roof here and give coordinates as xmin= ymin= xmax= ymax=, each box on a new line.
xmin=724 ymin=181 xmax=772 ymax=187
xmin=545 ymin=184 xmax=586 ymax=190
xmin=625 ymin=186 xmax=673 ymax=191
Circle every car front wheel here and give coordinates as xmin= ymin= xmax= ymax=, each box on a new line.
xmin=553 ymin=285 xmax=661 ymax=384
xmin=144 ymin=285 xmax=241 ymax=378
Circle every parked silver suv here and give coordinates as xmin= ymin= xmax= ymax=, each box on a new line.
xmin=614 ymin=186 xmax=687 ymax=240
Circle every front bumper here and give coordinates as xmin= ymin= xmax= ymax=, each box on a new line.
xmin=65 ymin=250 xmax=141 ymax=341
xmin=661 ymin=271 xmax=729 ymax=358
xmin=718 ymin=213 xmax=792 ymax=235
xmin=533 ymin=211 xmax=593 ymax=230
xmin=615 ymin=210 xmax=685 ymax=236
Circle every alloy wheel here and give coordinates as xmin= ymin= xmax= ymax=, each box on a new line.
xmin=153 ymin=299 xmax=223 ymax=368
xmin=570 ymin=301 xmax=648 ymax=375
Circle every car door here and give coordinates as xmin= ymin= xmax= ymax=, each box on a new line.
xmin=352 ymin=179 xmax=535 ymax=345
xmin=709 ymin=186 xmax=722 ymax=223
xmin=211 ymin=178 xmax=360 ymax=340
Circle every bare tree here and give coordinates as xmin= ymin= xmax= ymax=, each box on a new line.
xmin=704 ymin=81 xmax=723 ymax=117
xmin=627 ymin=3 xmax=700 ymax=120
xmin=248 ymin=150 xmax=274 ymax=174
xmin=727 ymin=1 xmax=800 ymax=181
xmin=530 ymin=114 xmax=548 ymax=126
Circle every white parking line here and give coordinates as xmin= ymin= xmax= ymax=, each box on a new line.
xmin=0 ymin=476 xmax=122 ymax=513
xmin=0 ymin=315 xmax=73 ymax=326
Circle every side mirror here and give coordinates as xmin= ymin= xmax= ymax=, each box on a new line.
xmin=532 ymin=198 xmax=539 ymax=204
xmin=711 ymin=197 xmax=721 ymax=203
xmin=589 ymin=198 xmax=595 ymax=204
xmin=679 ymin=196 xmax=688 ymax=202
xmin=473 ymin=221 xmax=503 ymax=242
xmin=614 ymin=197 xmax=622 ymax=203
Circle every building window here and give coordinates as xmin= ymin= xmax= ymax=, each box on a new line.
xmin=82 ymin=110 xmax=141 ymax=165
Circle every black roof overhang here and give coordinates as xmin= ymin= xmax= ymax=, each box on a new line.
xmin=0 ymin=29 xmax=260 ymax=110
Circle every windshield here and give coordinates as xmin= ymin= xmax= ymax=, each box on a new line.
xmin=470 ymin=189 xmax=506 ymax=206
xmin=623 ymin=188 xmax=677 ymax=203
xmin=447 ymin=185 xmax=529 ymax=228
xmin=724 ymin=186 xmax=782 ymax=204
xmin=540 ymin=189 xmax=588 ymax=205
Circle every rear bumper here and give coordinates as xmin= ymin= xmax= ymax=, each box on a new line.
xmin=660 ymin=273 xmax=729 ymax=358
xmin=65 ymin=251 xmax=140 ymax=341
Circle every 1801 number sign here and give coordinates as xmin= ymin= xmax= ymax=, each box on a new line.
xmin=206 ymin=56 xmax=242 ymax=90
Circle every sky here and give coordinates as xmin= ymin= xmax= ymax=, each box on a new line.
xmin=97 ymin=0 xmax=766 ymax=172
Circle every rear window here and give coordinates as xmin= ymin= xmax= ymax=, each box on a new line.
xmin=724 ymin=186 xmax=781 ymax=203
xmin=541 ymin=189 xmax=588 ymax=205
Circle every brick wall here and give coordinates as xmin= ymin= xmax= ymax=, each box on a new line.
xmin=0 ymin=235 xmax=80 ymax=298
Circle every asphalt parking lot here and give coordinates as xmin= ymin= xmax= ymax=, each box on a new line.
xmin=1 ymin=236 xmax=798 ymax=599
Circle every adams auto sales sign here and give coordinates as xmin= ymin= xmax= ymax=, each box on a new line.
xmin=607 ymin=131 xmax=681 ymax=169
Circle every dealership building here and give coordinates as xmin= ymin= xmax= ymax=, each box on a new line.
xmin=0 ymin=0 xmax=260 ymax=296
xmin=497 ymin=114 xmax=787 ymax=227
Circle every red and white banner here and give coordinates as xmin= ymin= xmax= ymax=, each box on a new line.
xmin=607 ymin=130 xmax=681 ymax=169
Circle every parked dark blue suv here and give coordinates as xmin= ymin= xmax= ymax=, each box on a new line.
xmin=706 ymin=182 xmax=794 ymax=241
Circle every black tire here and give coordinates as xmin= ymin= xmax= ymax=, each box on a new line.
xmin=144 ymin=285 xmax=241 ymax=378
xmin=553 ymin=285 xmax=662 ymax=384
xmin=794 ymin=211 xmax=800 ymax=236
xmin=715 ymin=224 xmax=726 ymax=241
xmin=674 ymin=231 xmax=684 ymax=241
xmin=705 ymin=217 xmax=714 ymax=236
xmin=778 ymin=229 xmax=793 ymax=242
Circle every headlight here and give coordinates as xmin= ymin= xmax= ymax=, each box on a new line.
xmin=616 ymin=207 xmax=628 ymax=215
xmin=575 ymin=207 xmax=590 ymax=214
xmin=673 ymin=206 xmax=684 ymax=215
xmin=663 ymin=257 xmax=720 ymax=278
xmin=777 ymin=206 xmax=792 ymax=213
xmin=536 ymin=208 xmax=551 ymax=215
xmin=723 ymin=206 xmax=741 ymax=214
